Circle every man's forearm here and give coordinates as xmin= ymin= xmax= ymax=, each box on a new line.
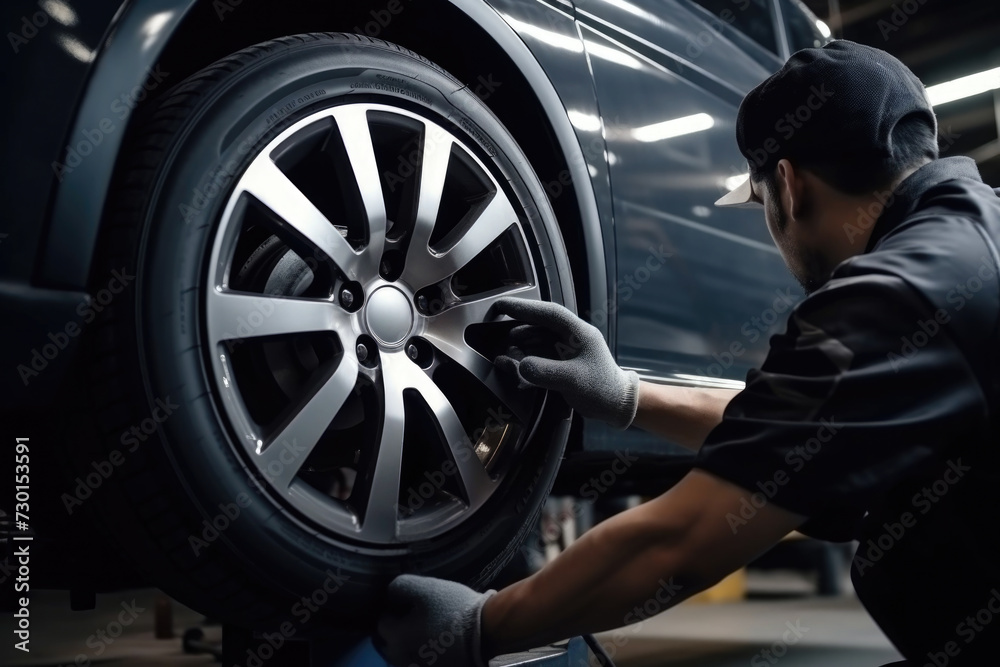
xmin=480 ymin=499 xmax=709 ymax=656
xmin=478 ymin=383 xmax=743 ymax=653
xmin=631 ymin=381 xmax=740 ymax=451
xmin=479 ymin=469 xmax=805 ymax=659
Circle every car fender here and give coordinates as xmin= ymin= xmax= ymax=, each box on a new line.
xmin=40 ymin=0 xmax=609 ymax=332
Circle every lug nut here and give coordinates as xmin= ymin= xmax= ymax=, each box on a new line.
xmin=406 ymin=344 xmax=419 ymax=360
xmin=416 ymin=295 xmax=429 ymax=313
xmin=340 ymin=288 xmax=355 ymax=309
xmin=356 ymin=343 xmax=368 ymax=362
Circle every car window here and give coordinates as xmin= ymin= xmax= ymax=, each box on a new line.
xmin=782 ymin=0 xmax=829 ymax=52
xmin=687 ymin=0 xmax=779 ymax=54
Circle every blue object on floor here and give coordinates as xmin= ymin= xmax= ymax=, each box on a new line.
xmin=325 ymin=636 xmax=389 ymax=667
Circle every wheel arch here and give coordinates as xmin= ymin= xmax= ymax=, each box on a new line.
xmin=40 ymin=0 xmax=608 ymax=333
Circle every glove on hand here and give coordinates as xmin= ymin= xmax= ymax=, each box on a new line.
xmin=375 ymin=574 xmax=497 ymax=667
xmin=492 ymin=298 xmax=639 ymax=429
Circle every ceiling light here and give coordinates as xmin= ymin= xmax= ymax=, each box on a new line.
xmin=927 ymin=66 xmax=1000 ymax=106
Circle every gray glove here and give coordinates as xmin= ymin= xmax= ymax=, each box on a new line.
xmin=493 ymin=298 xmax=639 ymax=429
xmin=375 ymin=574 xmax=497 ymax=667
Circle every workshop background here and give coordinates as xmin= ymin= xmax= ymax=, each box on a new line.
xmin=2 ymin=0 xmax=999 ymax=665
xmin=801 ymin=0 xmax=1000 ymax=186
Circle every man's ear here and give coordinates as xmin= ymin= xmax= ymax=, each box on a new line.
xmin=775 ymin=159 xmax=806 ymax=221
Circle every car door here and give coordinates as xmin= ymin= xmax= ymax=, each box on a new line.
xmin=572 ymin=0 xmax=801 ymax=389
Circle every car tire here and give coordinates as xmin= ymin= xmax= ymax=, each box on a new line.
xmin=70 ymin=32 xmax=574 ymax=631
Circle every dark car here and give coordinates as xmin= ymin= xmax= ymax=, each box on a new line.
xmin=0 ymin=0 xmax=827 ymax=630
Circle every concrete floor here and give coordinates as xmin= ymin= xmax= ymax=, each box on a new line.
xmin=2 ymin=588 xmax=213 ymax=667
xmin=595 ymin=596 xmax=903 ymax=666
xmin=1 ymin=582 xmax=903 ymax=666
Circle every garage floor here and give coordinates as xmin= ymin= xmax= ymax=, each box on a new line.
xmin=2 ymin=581 xmax=902 ymax=666
xmin=593 ymin=596 xmax=903 ymax=666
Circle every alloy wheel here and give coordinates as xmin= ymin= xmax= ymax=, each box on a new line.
xmin=204 ymin=103 xmax=546 ymax=545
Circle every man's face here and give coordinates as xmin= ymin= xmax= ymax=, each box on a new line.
xmin=751 ymin=172 xmax=829 ymax=295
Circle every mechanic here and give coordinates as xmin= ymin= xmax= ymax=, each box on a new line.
xmin=375 ymin=40 xmax=1000 ymax=666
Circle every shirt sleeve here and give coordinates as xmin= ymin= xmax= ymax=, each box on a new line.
xmin=694 ymin=272 xmax=986 ymax=539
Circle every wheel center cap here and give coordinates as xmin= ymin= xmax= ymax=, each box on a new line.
xmin=365 ymin=286 xmax=414 ymax=346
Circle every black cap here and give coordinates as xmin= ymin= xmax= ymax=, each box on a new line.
xmin=716 ymin=40 xmax=936 ymax=208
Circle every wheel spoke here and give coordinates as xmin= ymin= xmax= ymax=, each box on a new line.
xmin=240 ymin=158 xmax=362 ymax=278
xmin=427 ymin=283 xmax=541 ymax=333
xmin=359 ymin=353 xmax=408 ymax=542
xmin=424 ymin=333 xmax=535 ymax=425
xmin=437 ymin=194 xmax=518 ymax=280
xmin=256 ymin=354 xmax=359 ymax=490
xmin=207 ymin=290 xmax=344 ymax=346
xmin=332 ymin=106 xmax=387 ymax=270
xmin=407 ymin=365 xmax=494 ymax=509
xmin=407 ymin=192 xmax=518 ymax=288
xmin=406 ymin=129 xmax=454 ymax=264
xmin=422 ymin=284 xmax=541 ymax=423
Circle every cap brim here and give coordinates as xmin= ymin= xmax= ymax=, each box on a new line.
xmin=715 ymin=176 xmax=762 ymax=209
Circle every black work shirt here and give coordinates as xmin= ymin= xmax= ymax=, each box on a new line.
xmin=695 ymin=157 xmax=1000 ymax=663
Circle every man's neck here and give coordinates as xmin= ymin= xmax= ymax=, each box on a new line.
xmin=837 ymin=159 xmax=931 ymax=256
